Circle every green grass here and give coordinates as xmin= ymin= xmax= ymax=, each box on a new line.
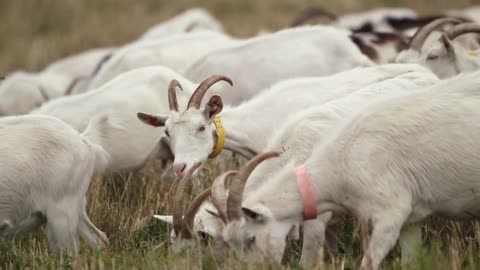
xmin=1 ymin=0 xmax=480 ymax=269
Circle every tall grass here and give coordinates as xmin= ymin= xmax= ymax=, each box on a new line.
xmin=1 ymin=0 xmax=480 ymax=269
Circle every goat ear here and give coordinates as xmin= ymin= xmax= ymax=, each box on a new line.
xmin=203 ymin=95 xmax=223 ymax=121
xmin=137 ymin=112 xmax=167 ymax=127
xmin=153 ymin=215 xmax=173 ymax=224
xmin=441 ymin=34 xmax=454 ymax=53
xmin=242 ymin=207 xmax=264 ymax=223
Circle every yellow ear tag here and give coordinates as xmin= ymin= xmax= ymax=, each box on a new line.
xmin=469 ymin=51 xmax=478 ymax=57
xmin=209 ymin=115 xmax=225 ymax=159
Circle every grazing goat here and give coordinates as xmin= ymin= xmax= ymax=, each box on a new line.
xmin=33 ymin=66 xmax=198 ymax=172
xmin=396 ymin=18 xmax=480 ymax=78
xmin=140 ymin=64 xmax=438 ymax=263
xmin=222 ymin=70 xmax=480 ymax=269
xmin=182 ymin=26 xmax=374 ymax=104
xmin=214 ymin=66 xmax=438 ymax=266
xmin=138 ymin=64 xmax=429 ymax=178
xmin=0 ymin=48 xmax=113 ymax=115
xmin=0 ymin=115 xmax=109 ymax=254
xmin=153 ymin=164 xmax=227 ymax=254
xmin=86 ymin=31 xmax=240 ymax=91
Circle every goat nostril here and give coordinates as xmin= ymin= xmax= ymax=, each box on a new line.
xmin=173 ymin=163 xmax=187 ymax=177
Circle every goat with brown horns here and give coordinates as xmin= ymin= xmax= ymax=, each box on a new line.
xmin=167 ymin=75 xmax=233 ymax=112
xmin=172 ymin=163 xmax=211 ymax=239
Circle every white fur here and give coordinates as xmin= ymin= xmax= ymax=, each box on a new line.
xmin=396 ymin=29 xmax=480 ymax=78
xmin=0 ymin=48 xmax=113 ymax=116
xmin=221 ymin=66 xmax=438 ymax=267
xmin=230 ymin=70 xmax=480 ymax=269
xmin=183 ymin=25 xmax=374 ymax=105
xmin=154 ymin=201 xmax=225 ymax=253
xmin=32 ymin=66 xmax=197 ymax=172
xmin=447 ymin=6 xmax=480 ymax=24
xmin=158 ymin=64 xmax=427 ymax=177
xmin=44 ymin=48 xmax=114 ymax=79
xmin=86 ymin=31 xmax=240 ymax=91
xmin=150 ymin=63 xmax=437 ymax=262
xmin=0 ymin=115 xmax=109 ymax=254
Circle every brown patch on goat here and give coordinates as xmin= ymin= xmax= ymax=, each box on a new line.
xmin=350 ymin=35 xmax=378 ymax=61
xmin=387 ymin=15 xmax=472 ymax=32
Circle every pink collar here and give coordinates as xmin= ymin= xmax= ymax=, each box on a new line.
xmin=294 ymin=165 xmax=318 ymax=220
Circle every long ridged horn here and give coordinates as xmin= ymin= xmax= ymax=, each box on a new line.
xmin=168 ymin=80 xmax=182 ymax=112
xmin=172 ymin=163 xmax=201 ymax=234
xmin=211 ymin=170 xmax=239 ymax=223
xmin=290 ymin=6 xmax=337 ymax=27
xmin=447 ymin=23 xmax=480 ymax=40
xmin=226 ymin=152 xmax=281 ymax=221
xmin=409 ymin=17 xmax=463 ymax=51
xmin=182 ymin=188 xmax=212 ymax=238
xmin=187 ymin=75 xmax=233 ymax=110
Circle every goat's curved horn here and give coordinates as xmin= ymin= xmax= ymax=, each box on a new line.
xmin=447 ymin=23 xmax=480 ymax=40
xmin=168 ymin=79 xmax=182 ymax=112
xmin=290 ymin=6 xmax=337 ymax=27
xmin=187 ymin=75 xmax=232 ymax=110
xmin=409 ymin=17 xmax=463 ymax=51
xmin=211 ymin=170 xmax=239 ymax=223
xmin=226 ymin=152 xmax=280 ymax=221
xmin=182 ymin=188 xmax=212 ymax=238
xmin=172 ymin=163 xmax=201 ymax=233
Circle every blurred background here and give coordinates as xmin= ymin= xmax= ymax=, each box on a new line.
xmin=0 ymin=0 xmax=477 ymax=75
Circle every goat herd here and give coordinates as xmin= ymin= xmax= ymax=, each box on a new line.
xmin=2 ymin=5 xmax=480 ymax=269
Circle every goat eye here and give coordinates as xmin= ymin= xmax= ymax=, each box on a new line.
xmin=427 ymin=54 xmax=438 ymax=60
xmin=165 ymin=130 xmax=170 ymax=137
xmin=198 ymin=231 xmax=212 ymax=244
xmin=198 ymin=126 xmax=206 ymax=132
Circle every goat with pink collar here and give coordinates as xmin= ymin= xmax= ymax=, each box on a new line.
xmin=139 ymin=63 xmax=439 ymax=262
xmin=222 ymin=70 xmax=480 ymax=269
xmin=218 ymin=66 xmax=438 ymax=267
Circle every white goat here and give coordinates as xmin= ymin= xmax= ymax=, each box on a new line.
xmin=137 ymin=64 xmax=425 ymax=178
xmin=33 ymin=66 xmax=198 ymax=172
xmin=140 ymin=8 xmax=223 ymax=40
xmin=141 ymin=64 xmax=438 ymax=257
xmin=223 ymin=70 xmax=480 ymax=269
xmin=214 ymin=66 xmax=438 ymax=266
xmin=154 ymin=201 xmax=224 ymax=251
xmin=86 ymin=31 xmax=240 ymax=91
xmin=0 ymin=114 xmax=109 ymax=254
xmin=0 ymin=48 xmax=113 ymax=116
xmin=447 ymin=5 xmax=480 ymax=24
xmin=182 ymin=25 xmax=374 ymax=105
xmin=396 ymin=18 xmax=480 ymax=78
xmin=44 ymin=47 xmax=114 ymax=79
xmin=152 ymin=164 xmax=228 ymax=254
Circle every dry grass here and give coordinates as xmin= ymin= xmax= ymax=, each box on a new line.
xmin=1 ymin=0 xmax=480 ymax=269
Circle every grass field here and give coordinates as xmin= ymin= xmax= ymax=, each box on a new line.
xmin=1 ymin=0 xmax=480 ymax=269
